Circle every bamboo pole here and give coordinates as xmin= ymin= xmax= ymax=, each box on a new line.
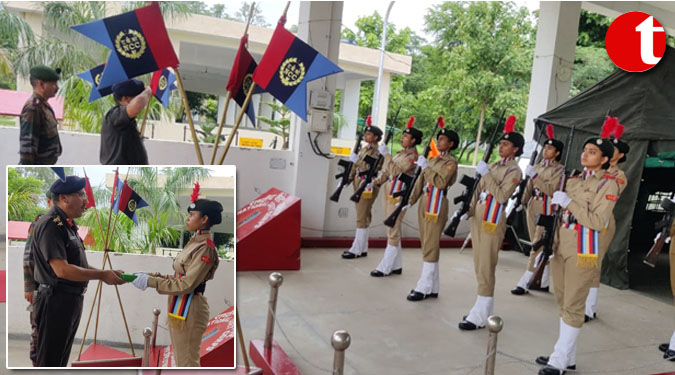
xmin=174 ymin=68 xmax=205 ymax=164
xmin=217 ymin=83 xmax=256 ymax=165
xmin=139 ymin=97 xmax=153 ymax=138
xmin=209 ymin=91 xmax=231 ymax=164
xmin=236 ymin=308 xmax=252 ymax=371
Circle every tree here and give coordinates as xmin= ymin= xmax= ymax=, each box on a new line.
xmin=234 ymin=2 xmax=269 ymax=27
xmin=257 ymin=102 xmax=290 ymax=150
xmin=7 ymin=168 xmax=45 ymax=222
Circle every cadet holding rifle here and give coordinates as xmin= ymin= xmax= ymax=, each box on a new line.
xmin=455 ymin=115 xmax=523 ymax=331
xmin=536 ymin=118 xmax=620 ymax=375
xmin=404 ymin=120 xmax=459 ymax=301
xmin=341 ymin=116 xmax=384 ymax=259
xmin=584 ymin=119 xmax=629 ymax=321
xmin=511 ymin=125 xmax=564 ymax=296
xmin=370 ymin=116 xmax=422 ymax=277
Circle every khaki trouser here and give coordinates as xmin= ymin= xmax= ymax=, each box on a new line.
xmin=551 ymin=226 xmax=596 ymax=328
xmin=382 ymin=181 xmax=407 ymax=246
xmin=526 ymin=200 xmax=548 ymax=272
xmin=355 ymin=186 xmax=380 ymax=228
xmin=592 ymin=215 xmax=615 ymax=287
xmin=471 ymin=201 xmax=508 ymax=296
xmin=417 ymin=195 xmax=449 ymax=262
xmin=169 ymin=294 xmax=210 ymax=366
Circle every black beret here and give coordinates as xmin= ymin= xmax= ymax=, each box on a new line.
xmin=188 ymin=199 xmax=224 ymax=226
xmin=438 ymin=128 xmax=460 ymax=151
xmin=583 ymin=137 xmax=615 ymax=160
xmin=30 ymin=65 xmax=61 ymax=81
xmin=50 ymin=176 xmax=86 ymax=195
xmin=404 ymin=127 xmax=423 ymax=145
xmin=612 ymin=138 xmax=630 ymax=163
xmin=499 ymin=132 xmax=525 ymax=156
xmin=544 ymin=138 xmax=565 ymax=161
xmin=112 ymin=79 xmax=145 ymax=97
xmin=365 ymin=125 xmax=383 ymax=139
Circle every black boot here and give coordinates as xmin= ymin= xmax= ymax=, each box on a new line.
xmin=535 ymin=356 xmax=576 ymax=370
xmin=664 ymin=349 xmax=675 ymax=361
xmin=511 ymin=286 xmax=528 ymax=295
xmin=659 ymin=343 xmax=669 ymax=353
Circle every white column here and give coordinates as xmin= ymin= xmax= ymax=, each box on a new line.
xmin=291 ymin=1 xmax=343 ymax=237
xmin=375 ymin=72 xmax=391 ymax=128
xmin=524 ymin=1 xmax=581 ymax=142
xmin=338 ymin=79 xmax=361 ymax=140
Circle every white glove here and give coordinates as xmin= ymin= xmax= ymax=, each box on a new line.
xmin=378 ymin=143 xmax=389 ymax=156
xmin=349 ymin=152 xmax=359 ymax=163
xmin=476 ymin=160 xmax=489 ymax=177
xmin=366 ymin=182 xmax=374 ymax=190
xmin=525 ymin=165 xmax=537 ymax=179
xmin=461 ymin=213 xmax=469 ymax=221
xmin=132 ymin=273 xmax=149 ymax=291
xmin=397 ymin=202 xmax=410 ymax=211
xmin=654 ymin=232 xmax=662 ymax=243
xmin=416 ymin=156 xmax=428 ymax=170
xmin=552 ymin=191 xmax=572 ymax=208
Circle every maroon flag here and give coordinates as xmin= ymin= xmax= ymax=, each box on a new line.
xmin=84 ymin=176 xmax=96 ymax=209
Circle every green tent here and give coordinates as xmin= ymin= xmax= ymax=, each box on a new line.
xmin=533 ymin=47 xmax=675 ymax=289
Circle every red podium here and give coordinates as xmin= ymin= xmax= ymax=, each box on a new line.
xmin=237 ymin=188 xmax=301 ymax=271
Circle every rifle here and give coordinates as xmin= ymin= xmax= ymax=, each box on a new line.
xmin=384 ymin=116 xmax=445 ymax=227
xmin=506 ymin=124 xmax=546 ymax=225
xmin=443 ymin=109 xmax=506 ymax=237
xmin=330 ymin=123 xmax=366 ymax=202
xmin=643 ymin=197 xmax=675 ymax=267
xmin=350 ymin=106 xmax=401 ymax=203
xmin=527 ymin=125 xmax=575 ymax=290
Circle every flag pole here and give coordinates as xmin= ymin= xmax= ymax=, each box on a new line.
xmin=139 ymin=97 xmax=153 ymax=138
xmin=210 ymin=3 xmax=256 ymax=164
xmin=217 ymin=83 xmax=257 ymax=165
xmin=236 ymin=308 xmax=252 ymax=371
xmin=174 ymin=68 xmax=205 ymax=164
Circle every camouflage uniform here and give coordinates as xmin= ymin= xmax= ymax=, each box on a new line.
xmin=24 ymin=216 xmax=41 ymax=366
xmin=19 ymin=94 xmax=62 ymax=164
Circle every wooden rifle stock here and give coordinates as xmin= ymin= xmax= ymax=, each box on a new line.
xmin=643 ymin=235 xmax=667 ymax=268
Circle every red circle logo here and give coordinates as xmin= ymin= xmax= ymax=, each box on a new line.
xmin=605 ymin=11 xmax=666 ymax=72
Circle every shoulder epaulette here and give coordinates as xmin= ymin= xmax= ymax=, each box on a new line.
xmin=206 ymin=238 xmax=216 ymax=249
xmin=602 ymin=174 xmax=615 ymax=180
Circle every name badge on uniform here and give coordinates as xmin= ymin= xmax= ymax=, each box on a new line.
xmin=424 ymin=183 xmax=444 ymax=223
xmin=480 ymin=191 xmax=503 ymax=234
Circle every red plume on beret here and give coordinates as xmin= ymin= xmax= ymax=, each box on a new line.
xmin=503 ymin=115 xmax=516 ymax=133
xmin=437 ymin=116 xmax=445 ymax=128
xmin=366 ymin=115 xmax=372 ymax=126
xmin=614 ymin=123 xmax=625 ymax=139
xmin=407 ymin=116 xmax=415 ymax=128
xmin=190 ymin=182 xmax=200 ymax=203
xmin=546 ymin=124 xmax=554 ymax=140
xmin=601 ymin=116 xmax=617 ymax=139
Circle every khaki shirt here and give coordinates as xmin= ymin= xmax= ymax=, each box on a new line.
xmin=349 ymin=143 xmax=383 ymax=190
xmin=522 ymin=159 xmax=565 ymax=206
xmin=564 ymin=170 xmax=620 ymax=231
xmin=469 ymin=158 xmax=522 ymax=217
xmin=148 ymin=232 xmax=219 ymax=295
xmin=606 ymin=164 xmax=628 ymax=196
xmin=374 ymin=147 xmax=418 ymax=187
xmin=410 ymin=152 xmax=458 ymax=206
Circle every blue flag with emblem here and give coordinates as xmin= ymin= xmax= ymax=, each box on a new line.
xmin=117 ymin=182 xmax=148 ymax=224
xmin=77 ymin=63 xmax=113 ymax=102
xmin=150 ymin=68 xmax=177 ymax=107
xmin=50 ymin=167 xmax=66 ymax=182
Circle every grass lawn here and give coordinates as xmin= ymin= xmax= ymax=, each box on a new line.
xmin=0 ymin=116 xmax=17 ymax=127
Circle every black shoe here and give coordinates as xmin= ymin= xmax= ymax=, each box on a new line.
xmin=407 ymin=290 xmax=426 ymax=301
xmin=427 ymin=292 xmax=438 ymax=298
xmin=584 ymin=312 xmax=597 ymax=322
xmin=530 ymin=285 xmax=550 ymax=293
xmin=659 ymin=343 xmax=669 ymax=353
xmin=341 ymin=251 xmax=367 ymax=259
xmin=458 ymin=318 xmax=484 ymax=331
xmin=511 ymin=286 xmax=528 ymax=295
xmin=370 ymin=268 xmax=401 ymax=277
xmin=535 ymin=356 xmax=576 ymax=370
xmin=664 ymin=349 xmax=675 ymax=361
xmin=538 ymin=366 xmax=565 ymax=375
xmin=370 ymin=270 xmax=384 ymax=277
xmin=391 ymin=268 xmax=402 ymax=275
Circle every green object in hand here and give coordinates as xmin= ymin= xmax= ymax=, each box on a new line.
xmin=120 ymin=273 xmax=138 ymax=282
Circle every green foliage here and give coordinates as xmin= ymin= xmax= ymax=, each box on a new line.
xmin=196 ymin=123 xmax=221 ymax=144
xmin=234 ymin=2 xmax=269 ymax=27
xmin=257 ymin=102 xmax=290 ymax=149
xmin=571 ymin=46 xmax=617 ymax=96
xmin=577 ymin=10 xmax=611 ymax=48
xmin=7 ymin=168 xmax=44 ymax=222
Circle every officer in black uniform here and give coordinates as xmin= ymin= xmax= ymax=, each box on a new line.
xmin=100 ymin=79 xmax=152 ymax=165
xmin=31 ymin=176 xmax=126 ymax=367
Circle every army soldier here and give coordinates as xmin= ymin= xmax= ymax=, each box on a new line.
xmin=342 ymin=120 xmax=383 ymax=259
xmin=32 ymin=176 xmax=126 ymax=367
xmin=100 ymin=79 xmax=152 ymax=165
xmin=19 ymin=65 xmax=62 ymax=164
xmin=585 ymin=120 xmax=629 ymax=321
xmin=370 ymin=117 xmax=422 ymax=277
xmin=457 ymin=116 xmax=523 ymax=330
xmin=405 ymin=128 xmax=459 ymax=301
xmin=511 ymin=125 xmax=564 ymax=295
xmin=659 ymin=213 xmax=675 ymax=361
xmin=536 ymin=120 xmax=620 ymax=375
xmin=133 ymin=197 xmax=222 ymax=366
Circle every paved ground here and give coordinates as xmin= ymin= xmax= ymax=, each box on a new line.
xmin=4 ymin=246 xmax=675 ymax=374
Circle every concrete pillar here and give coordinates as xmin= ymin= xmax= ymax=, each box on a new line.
xmin=374 ymin=72 xmax=391 ymax=128
xmin=291 ymin=1 xmax=343 ymax=237
xmin=524 ymin=1 xmax=581 ymax=142
xmin=338 ymin=79 xmax=361 ymax=140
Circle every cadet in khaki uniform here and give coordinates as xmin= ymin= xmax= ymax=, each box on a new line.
xmin=133 ymin=198 xmax=222 ymax=367
xmin=512 ymin=125 xmax=564 ymax=295
xmin=342 ymin=121 xmax=384 ymax=259
xmin=585 ymin=121 xmax=629 ymax=321
xmin=370 ymin=117 xmax=422 ymax=277
xmin=405 ymin=128 xmax=459 ymax=301
xmin=19 ymin=65 xmax=62 ymax=165
xmin=537 ymin=121 xmax=620 ymax=375
xmin=457 ymin=115 xmax=523 ymax=330
xmin=661 ymin=217 xmax=675 ymax=361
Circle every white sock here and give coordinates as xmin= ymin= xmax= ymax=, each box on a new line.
xmin=414 ymin=262 xmax=436 ymax=294
xmin=376 ymin=245 xmax=398 ymax=274
xmin=669 ymin=329 xmax=675 ymax=350
xmin=548 ymin=319 xmax=580 ymax=370
xmin=541 ymin=264 xmax=551 ymax=288
xmin=516 ymin=270 xmax=533 ymax=289
xmin=432 ymin=263 xmax=440 ymax=294
xmin=466 ymin=295 xmax=492 ymax=327
xmin=585 ymin=287 xmax=598 ymax=317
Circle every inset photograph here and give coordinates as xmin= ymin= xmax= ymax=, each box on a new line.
xmin=6 ymin=166 xmax=236 ymax=368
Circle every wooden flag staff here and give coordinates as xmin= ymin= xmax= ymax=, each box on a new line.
xmin=173 ymin=68 xmax=205 ymax=164
xmin=217 ymin=83 xmax=257 ymax=165
xmin=139 ymin=97 xmax=153 ymax=138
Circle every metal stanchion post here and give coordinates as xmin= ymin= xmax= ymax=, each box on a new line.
xmin=331 ymin=330 xmax=351 ymax=375
xmin=485 ymin=316 xmax=504 ymax=375
xmin=143 ymin=327 xmax=152 ymax=367
xmin=264 ymin=272 xmax=283 ymax=350
xmin=152 ymin=308 xmax=161 ymax=349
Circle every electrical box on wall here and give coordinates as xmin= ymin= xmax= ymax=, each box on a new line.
xmin=309 ymin=108 xmax=331 ymax=132
xmin=310 ymin=90 xmax=332 ymax=110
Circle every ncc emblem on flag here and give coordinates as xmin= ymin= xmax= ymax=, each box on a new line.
xmin=242 ymin=73 xmax=253 ymax=94
xmin=115 ymin=29 xmax=146 ymax=59
xmin=280 ymin=57 xmax=305 ymax=86
xmin=94 ymin=73 xmax=102 ymax=85
xmin=128 ymin=199 xmax=137 ymax=212
xmin=158 ymin=75 xmax=168 ymax=90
